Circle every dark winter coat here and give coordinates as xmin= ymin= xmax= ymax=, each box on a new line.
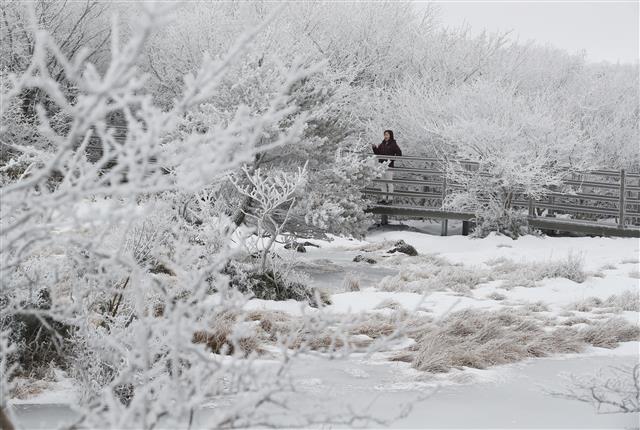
xmin=372 ymin=139 xmax=402 ymax=167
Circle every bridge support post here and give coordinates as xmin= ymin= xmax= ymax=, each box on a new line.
xmin=381 ymin=214 xmax=388 ymax=226
xmin=440 ymin=219 xmax=448 ymax=236
xmin=619 ymin=169 xmax=626 ymax=229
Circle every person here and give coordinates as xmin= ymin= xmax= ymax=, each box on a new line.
xmin=371 ymin=130 xmax=402 ymax=204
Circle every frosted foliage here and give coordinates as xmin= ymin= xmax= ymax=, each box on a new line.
xmin=0 ymin=5 xmax=323 ymax=429
xmin=301 ymin=150 xmax=385 ymax=237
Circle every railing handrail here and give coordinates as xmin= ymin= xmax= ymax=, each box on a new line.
xmin=367 ymin=154 xmax=640 ymax=178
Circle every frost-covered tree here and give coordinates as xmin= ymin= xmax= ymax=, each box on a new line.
xmin=0 ymin=3 xmax=353 ymax=428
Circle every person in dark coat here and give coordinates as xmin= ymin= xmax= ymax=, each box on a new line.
xmin=371 ymin=130 xmax=402 ymax=203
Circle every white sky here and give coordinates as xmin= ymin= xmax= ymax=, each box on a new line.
xmin=430 ymin=1 xmax=639 ymax=64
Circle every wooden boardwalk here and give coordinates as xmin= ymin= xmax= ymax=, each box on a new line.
xmin=364 ymin=155 xmax=640 ymax=238
xmin=77 ymin=122 xmax=639 ymax=238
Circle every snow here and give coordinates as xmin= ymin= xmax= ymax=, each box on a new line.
xmin=12 ymin=343 xmax=638 ymax=429
xmin=10 ymin=229 xmax=640 ymax=428
xmin=244 ymin=298 xmax=313 ymax=316
xmin=361 ymin=230 xmax=639 ymax=271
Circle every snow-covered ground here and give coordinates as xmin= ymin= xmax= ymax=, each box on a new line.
xmin=9 ymin=224 xmax=640 ymax=428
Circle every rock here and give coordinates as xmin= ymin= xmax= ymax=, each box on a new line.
xmin=150 ymin=262 xmax=175 ymax=276
xmin=388 ymin=240 xmax=418 ymax=256
xmin=285 ymin=241 xmax=315 ymax=252
xmin=301 ymin=241 xmax=320 ymax=248
xmin=353 ymin=254 xmax=376 ymax=264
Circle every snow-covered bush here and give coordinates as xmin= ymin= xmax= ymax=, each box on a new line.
xmin=230 ymin=165 xmax=308 ymax=271
xmin=299 ymin=149 xmax=384 ymax=237
xmin=224 ymin=259 xmax=329 ymax=307
xmin=0 ymin=4 xmax=341 ymax=427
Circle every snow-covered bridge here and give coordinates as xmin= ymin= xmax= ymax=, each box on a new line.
xmin=364 ymin=155 xmax=640 ymax=238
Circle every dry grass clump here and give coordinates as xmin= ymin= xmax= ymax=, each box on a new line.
xmin=629 ymin=269 xmax=640 ymax=279
xmin=10 ymin=378 xmax=51 ymax=400
xmin=380 ymin=253 xmax=450 ymax=268
xmin=350 ymin=240 xmax=396 ymax=253
xmin=342 ymin=272 xmax=361 ymax=292
xmin=349 ymin=311 xmax=429 ymax=340
xmin=544 ymin=252 xmax=588 ymax=283
xmin=570 ymin=297 xmax=603 ymax=312
xmin=192 ymin=311 xmax=264 ymax=356
xmin=569 ymin=291 xmax=639 ymax=313
xmin=246 ymin=310 xmax=293 ymax=341
xmin=377 ymin=264 xmax=491 ymax=296
xmin=393 ymin=308 xmax=639 ymax=374
xmin=485 ymin=291 xmax=507 ymax=301
xmin=374 ymin=299 xmax=403 ymax=311
xmin=350 ymin=315 xmax=400 ymax=339
xmin=294 ymin=258 xmax=342 ymax=273
xmin=604 ymin=291 xmax=639 ymax=311
xmin=433 ymin=266 xmax=491 ymax=293
xmin=289 ymin=324 xmax=348 ymax=351
xmin=592 ymin=308 xmax=622 ymax=315
xmin=599 ymin=263 xmax=617 ymax=271
xmin=620 ymin=258 xmax=638 ymax=264
xmin=561 ymin=316 xmax=591 ymax=326
xmin=487 ymin=252 xmax=588 ymax=289
xmin=523 ymin=301 xmax=550 ymax=313
xmin=579 ymin=318 xmax=640 ymax=348
xmin=404 ymin=308 xmax=585 ymax=373
xmin=393 ymin=308 xmax=640 ymax=373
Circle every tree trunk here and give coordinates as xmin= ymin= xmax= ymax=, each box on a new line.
xmin=232 ymin=153 xmax=264 ymax=227
xmin=0 ymin=408 xmax=15 ymax=430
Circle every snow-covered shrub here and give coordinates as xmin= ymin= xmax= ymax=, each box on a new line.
xmin=225 ymin=260 xmax=330 ymax=307
xmin=300 ymin=150 xmax=384 ymax=238
xmin=0 ymin=4 xmax=337 ymax=427
xmin=1 ymin=289 xmax=76 ymax=379
xmin=230 ymin=165 xmax=308 ymax=271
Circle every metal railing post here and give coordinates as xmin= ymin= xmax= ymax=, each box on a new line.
xmin=619 ymin=169 xmax=626 ymax=229
xmin=440 ymin=174 xmax=448 ymax=236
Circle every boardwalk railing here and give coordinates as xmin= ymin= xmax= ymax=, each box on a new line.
xmin=364 ymin=155 xmax=640 ymax=238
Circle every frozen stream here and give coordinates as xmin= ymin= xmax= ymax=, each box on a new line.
xmin=9 ymin=228 xmax=640 ymax=428
xmin=10 ymin=345 xmax=639 ymax=429
xmin=296 ymin=249 xmax=398 ymax=291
